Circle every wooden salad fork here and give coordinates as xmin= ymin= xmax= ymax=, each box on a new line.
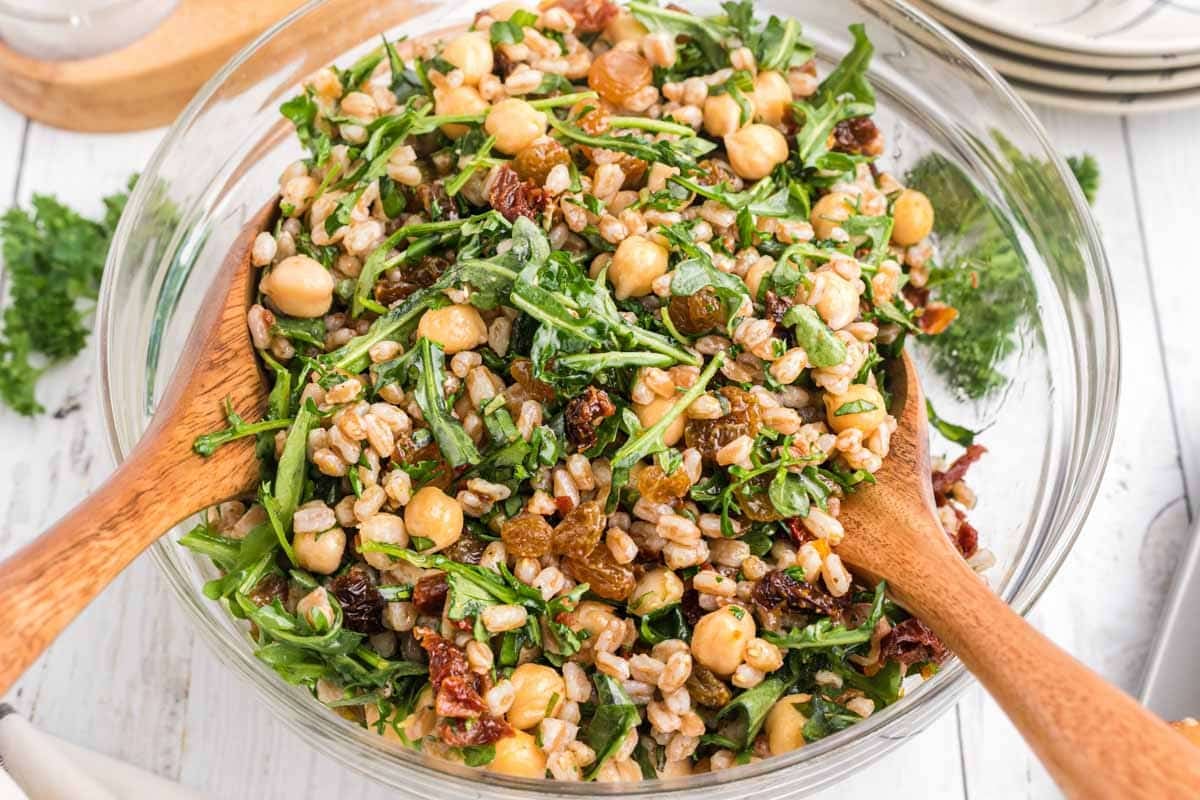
xmin=0 ymin=207 xmax=1194 ymax=798
xmin=838 ymin=353 xmax=1200 ymax=798
xmin=0 ymin=206 xmax=271 ymax=695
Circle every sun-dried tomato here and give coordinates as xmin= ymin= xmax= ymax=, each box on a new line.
xmin=951 ymin=507 xmax=979 ymax=558
xmin=785 ymin=517 xmax=814 ymax=548
xmin=440 ymin=715 xmax=512 ymax=747
xmin=436 ymin=673 xmax=488 ymax=718
xmin=831 ymin=117 xmax=884 ymax=157
xmin=902 ymin=283 xmax=930 ymax=310
xmin=751 ymin=569 xmax=849 ymax=621
xmin=552 ymin=0 xmax=618 ymax=33
xmin=329 ymin=566 xmax=385 ymax=633
xmin=412 ymin=574 xmax=449 ymax=615
xmin=564 ymin=385 xmax=615 ymax=452
xmin=247 ymin=573 xmax=287 ymax=608
xmin=931 ymin=444 xmax=986 ymax=498
xmin=880 ymin=618 xmax=947 ymax=667
xmin=488 ymin=164 xmax=547 ymax=222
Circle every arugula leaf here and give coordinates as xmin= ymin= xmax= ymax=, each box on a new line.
xmin=340 ymin=49 xmax=385 ymax=91
xmin=489 ymin=8 xmax=538 ymax=44
xmin=629 ymin=1 xmax=730 ymax=68
xmin=800 ymin=694 xmax=860 ymax=742
xmin=764 ymin=581 xmax=887 ymax=652
xmin=791 ymin=24 xmax=875 ymax=168
xmin=715 ymin=668 xmax=795 ymax=750
xmin=636 ymin=605 xmax=690 ymax=644
xmin=781 ymin=304 xmax=846 ymax=367
xmin=193 ymin=398 xmax=293 ymax=456
xmin=461 ymin=744 xmax=496 ymax=766
xmin=926 ymin=400 xmax=977 ymax=447
xmin=583 ymin=673 xmax=640 ymax=780
xmin=413 ymin=338 xmax=481 ymax=468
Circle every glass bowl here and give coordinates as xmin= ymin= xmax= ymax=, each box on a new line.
xmin=97 ymin=0 xmax=1118 ymax=796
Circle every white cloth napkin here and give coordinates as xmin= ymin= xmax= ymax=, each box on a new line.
xmin=0 ymin=705 xmax=206 ymax=800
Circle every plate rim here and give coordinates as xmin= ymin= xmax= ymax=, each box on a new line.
xmin=927 ymin=0 xmax=1200 ymax=56
xmin=911 ymin=0 xmax=1200 ymax=70
xmin=970 ymin=37 xmax=1200 ymax=94
xmin=1009 ymin=75 xmax=1200 ymax=114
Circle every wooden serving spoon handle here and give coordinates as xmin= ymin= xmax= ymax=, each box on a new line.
xmin=0 ymin=215 xmax=268 ymax=696
xmin=839 ymin=353 xmax=1200 ymax=799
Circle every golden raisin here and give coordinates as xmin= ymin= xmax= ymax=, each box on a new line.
xmin=588 ymin=49 xmax=652 ymax=107
xmin=513 ymin=139 xmax=571 ymax=186
xmin=636 ymin=464 xmax=692 ymax=503
xmin=684 ymin=387 xmax=763 ymax=462
xmin=668 ymin=289 xmax=725 ymax=335
xmin=686 ymin=665 xmax=733 ymax=708
xmin=510 ymin=359 xmax=557 ymax=404
xmin=563 ymin=546 xmax=635 ymax=600
xmin=576 ymin=103 xmax=647 ymax=188
xmin=735 ymin=475 xmax=782 ymax=522
xmin=501 ymin=513 xmax=554 ymax=558
xmin=552 ymin=500 xmax=606 ymax=558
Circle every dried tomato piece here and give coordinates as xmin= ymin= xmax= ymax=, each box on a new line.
xmin=329 ymin=565 xmax=385 ymax=633
xmin=412 ymin=574 xmax=449 ymax=615
xmin=785 ymin=517 xmax=813 ymax=548
xmin=880 ymin=618 xmax=947 ymax=667
xmin=902 ymin=283 xmax=930 ymax=310
xmin=564 ymin=386 xmax=615 ymax=452
xmin=831 ymin=117 xmax=884 ymax=157
xmin=563 ymin=546 xmax=635 ymax=601
xmin=436 ymin=674 xmax=488 ymax=718
xmin=552 ymin=0 xmax=618 ymax=33
xmin=668 ymin=289 xmax=725 ymax=335
xmin=951 ymin=507 xmax=979 ymax=558
xmin=502 ymin=513 xmax=555 ymax=558
xmin=488 ymin=164 xmax=547 ymax=222
xmin=684 ymin=386 xmax=762 ymax=462
xmin=751 ymin=569 xmax=849 ymax=621
xmin=636 ymin=464 xmax=691 ymax=503
xmin=931 ymin=444 xmax=986 ymax=498
xmin=415 ymin=626 xmax=471 ymax=690
xmin=248 ymin=573 xmax=287 ymax=608
xmin=552 ymin=500 xmax=606 ymax=559
xmin=440 ymin=715 xmax=512 ymax=746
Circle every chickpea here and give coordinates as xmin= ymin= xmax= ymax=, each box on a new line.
xmin=507 ymin=663 xmax=566 ymax=729
xmin=724 ymin=124 xmax=789 ymax=181
xmin=296 ymin=587 xmax=334 ymax=629
xmin=813 ymin=271 xmax=859 ymax=331
xmin=442 ymin=32 xmax=493 ymax=85
xmin=765 ymin=693 xmax=809 ymax=755
xmin=743 ymin=257 xmax=775 ymax=301
xmin=691 ymin=605 xmax=755 ymax=677
xmin=634 ymin=396 xmax=685 ymax=447
xmin=891 ymin=188 xmax=934 ymax=246
xmin=367 ymin=685 xmax=435 ymax=742
xmin=489 ymin=0 xmax=532 ymax=21
xmin=703 ymin=93 xmax=744 ymax=138
xmin=358 ymin=513 xmax=408 ymax=570
xmin=658 ymin=759 xmax=694 ymax=778
xmin=609 ymin=235 xmax=668 ymax=300
xmin=489 ymin=729 xmax=547 ymax=777
xmin=605 ymin=9 xmax=648 ymax=43
xmin=416 ymin=303 xmax=488 ymax=354
xmin=404 ymin=486 xmax=463 ymax=551
xmin=485 ymin=98 xmax=548 ymax=155
xmin=434 ymin=85 xmax=488 ymax=138
xmin=629 ymin=568 xmax=684 ymax=616
xmin=260 ymin=255 xmax=335 ymax=318
xmin=752 ymin=70 xmax=791 ymax=126
xmin=294 ymin=528 xmax=346 ymax=574
xmin=811 ymin=191 xmax=855 ymax=240
xmin=570 ymin=600 xmax=620 ymax=636
xmin=824 ymin=384 xmax=887 ymax=435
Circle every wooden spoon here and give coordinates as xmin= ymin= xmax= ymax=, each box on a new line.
xmin=0 ymin=206 xmax=271 ymax=695
xmin=837 ymin=352 xmax=1200 ymax=799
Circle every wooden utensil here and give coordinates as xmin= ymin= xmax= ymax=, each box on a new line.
xmin=0 ymin=207 xmax=270 ymax=694
xmin=838 ymin=353 xmax=1200 ymax=799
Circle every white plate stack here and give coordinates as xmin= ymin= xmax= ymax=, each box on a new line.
xmin=910 ymin=0 xmax=1200 ymax=113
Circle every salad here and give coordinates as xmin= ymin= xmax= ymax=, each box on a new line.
xmin=185 ymin=0 xmax=987 ymax=782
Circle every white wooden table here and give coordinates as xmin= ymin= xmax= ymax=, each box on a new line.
xmin=0 ymin=96 xmax=1195 ymax=799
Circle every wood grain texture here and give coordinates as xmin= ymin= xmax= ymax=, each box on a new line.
xmin=0 ymin=0 xmax=306 ymax=133
xmin=838 ymin=354 xmax=1200 ymax=799
xmin=0 ymin=201 xmax=266 ymax=695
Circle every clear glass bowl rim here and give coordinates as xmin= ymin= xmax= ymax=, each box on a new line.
xmin=95 ymin=0 xmax=1121 ymax=795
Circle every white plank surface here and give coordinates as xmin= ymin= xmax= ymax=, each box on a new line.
xmin=0 ymin=100 xmax=1194 ymax=800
